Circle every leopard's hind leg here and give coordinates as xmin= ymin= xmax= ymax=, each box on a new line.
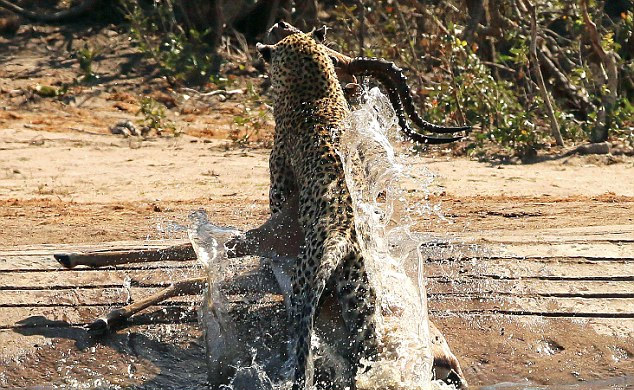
xmin=291 ymin=236 xmax=352 ymax=390
xmin=334 ymin=249 xmax=379 ymax=369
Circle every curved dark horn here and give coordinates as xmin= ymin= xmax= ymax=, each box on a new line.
xmin=0 ymin=0 xmax=100 ymax=23
xmin=383 ymin=82 xmax=463 ymax=144
xmin=259 ymin=21 xmax=470 ymax=144
xmin=347 ymin=57 xmax=471 ymax=135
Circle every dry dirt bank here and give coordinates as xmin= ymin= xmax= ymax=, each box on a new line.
xmin=1 ymin=22 xmax=633 ymax=389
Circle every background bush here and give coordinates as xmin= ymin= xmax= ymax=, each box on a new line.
xmin=4 ymin=0 xmax=631 ymax=157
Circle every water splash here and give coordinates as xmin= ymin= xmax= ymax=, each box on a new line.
xmin=189 ymin=209 xmax=297 ymax=390
xmin=338 ymin=87 xmax=437 ymax=389
xmin=187 ymin=210 xmax=246 ymax=388
xmin=191 ymin=88 xmax=455 ymax=389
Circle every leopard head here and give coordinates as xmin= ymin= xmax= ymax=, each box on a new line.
xmin=257 ymin=32 xmax=343 ymax=117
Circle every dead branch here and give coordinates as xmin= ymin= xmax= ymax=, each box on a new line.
xmin=481 ymin=61 xmax=517 ymax=74
xmin=511 ymin=0 xmax=592 ymax=117
xmin=180 ymin=87 xmax=244 ymax=97
xmin=512 ymin=0 xmax=526 ymax=22
xmin=393 ymin=0 xmax=416 ymax=59
xmin=411 ymin=3 xmax=449 ymax=36
xmin=0 ymin=0 xmax=101 ymax=23
xmin=393 ymin=0 xmax=425 ymax=86
xmin=562 ymin=141 xmax=610 ymax=156
xmin=544 ymin=27 xmax=575 ymax=44
xmin=358 ymin=0 xmax=365 ymax=57
xmin=580 ymin=0 xmax=619 ymax=143
xmin=446 ymin=56 xmax=467 ymax=125
xmin=525 ymin=0 xmax=565 ymax=147
xmin=475 ymin=1 xmax=519 ymax=39
xmin=537 ymin=50 xmax=592 ymax=115
xmin=541 ymin=34 xmax=579 ymax=70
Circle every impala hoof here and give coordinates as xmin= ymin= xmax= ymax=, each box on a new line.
xmin=87 ymin=318 xmax=110 ymax=336
xmin=87 ymin=309 xmax=126 ymax=336
xmin=54 ymin=253 xmax=74 ymax=269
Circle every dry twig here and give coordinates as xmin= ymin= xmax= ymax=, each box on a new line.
xmin=524 ymin=0 xmax=565 ymax=146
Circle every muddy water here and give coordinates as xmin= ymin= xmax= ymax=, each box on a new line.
xmin=481 ymin=376 xmax=634 ymax=389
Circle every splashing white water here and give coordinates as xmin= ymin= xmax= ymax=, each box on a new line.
xmin=191 ymin=88 xmax=454 ymax=389
xmin=338 ymin=87 xmax=436 ymax=389
xmin=187 ymin=210 xmax=246 ymax=388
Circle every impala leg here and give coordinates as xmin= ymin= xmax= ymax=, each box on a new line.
xmin=430 ymin=321 xmax=468 ymax=389
xmin=54 ymin=196 xmax=300 ymax=270
xmin=88 ymin=276 xmax=207 ymax=335
xmin=54 ymin=243 xmax=196 ymax=269
xmin=226 ymin=192 xmax=302 ymax=260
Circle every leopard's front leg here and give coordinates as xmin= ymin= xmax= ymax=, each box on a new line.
xmin=225 ymin=133 xmax=302 ymax=259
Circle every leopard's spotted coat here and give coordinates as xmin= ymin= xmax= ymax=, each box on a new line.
xmin=259 ymin=32 xmax=378 ymax=390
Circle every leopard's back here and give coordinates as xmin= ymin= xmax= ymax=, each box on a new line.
xmin=259 ymin=32 xmax=378 ymax=390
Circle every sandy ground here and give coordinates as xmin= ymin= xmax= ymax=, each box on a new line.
xmin=1 ymin=125 xmax=633 ymax=248
xmin=1 ymin=23 xmax=633 ymax=389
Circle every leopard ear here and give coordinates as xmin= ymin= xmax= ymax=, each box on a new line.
xmin=256 ymin=43 xmax=273 ymax=63
xmin=313 ymin=25 xmax=327 ymax=42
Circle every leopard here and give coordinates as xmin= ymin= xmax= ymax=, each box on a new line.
xmin=256 ymin=32 xmax=380 ymax=390
xmin=53 ymin=23 xmax=466 ymax=390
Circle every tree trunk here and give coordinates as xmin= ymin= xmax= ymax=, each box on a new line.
xmin=525 ymin=0 xmax=565 ymax=147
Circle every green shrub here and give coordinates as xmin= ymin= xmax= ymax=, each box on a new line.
xmin=120 ymin=0 xmax=220 ymax=84
xmin=424 ymin=33 xmax=549 ymax=157
xmin=137 ymin=97 xmax=179 ymax=137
